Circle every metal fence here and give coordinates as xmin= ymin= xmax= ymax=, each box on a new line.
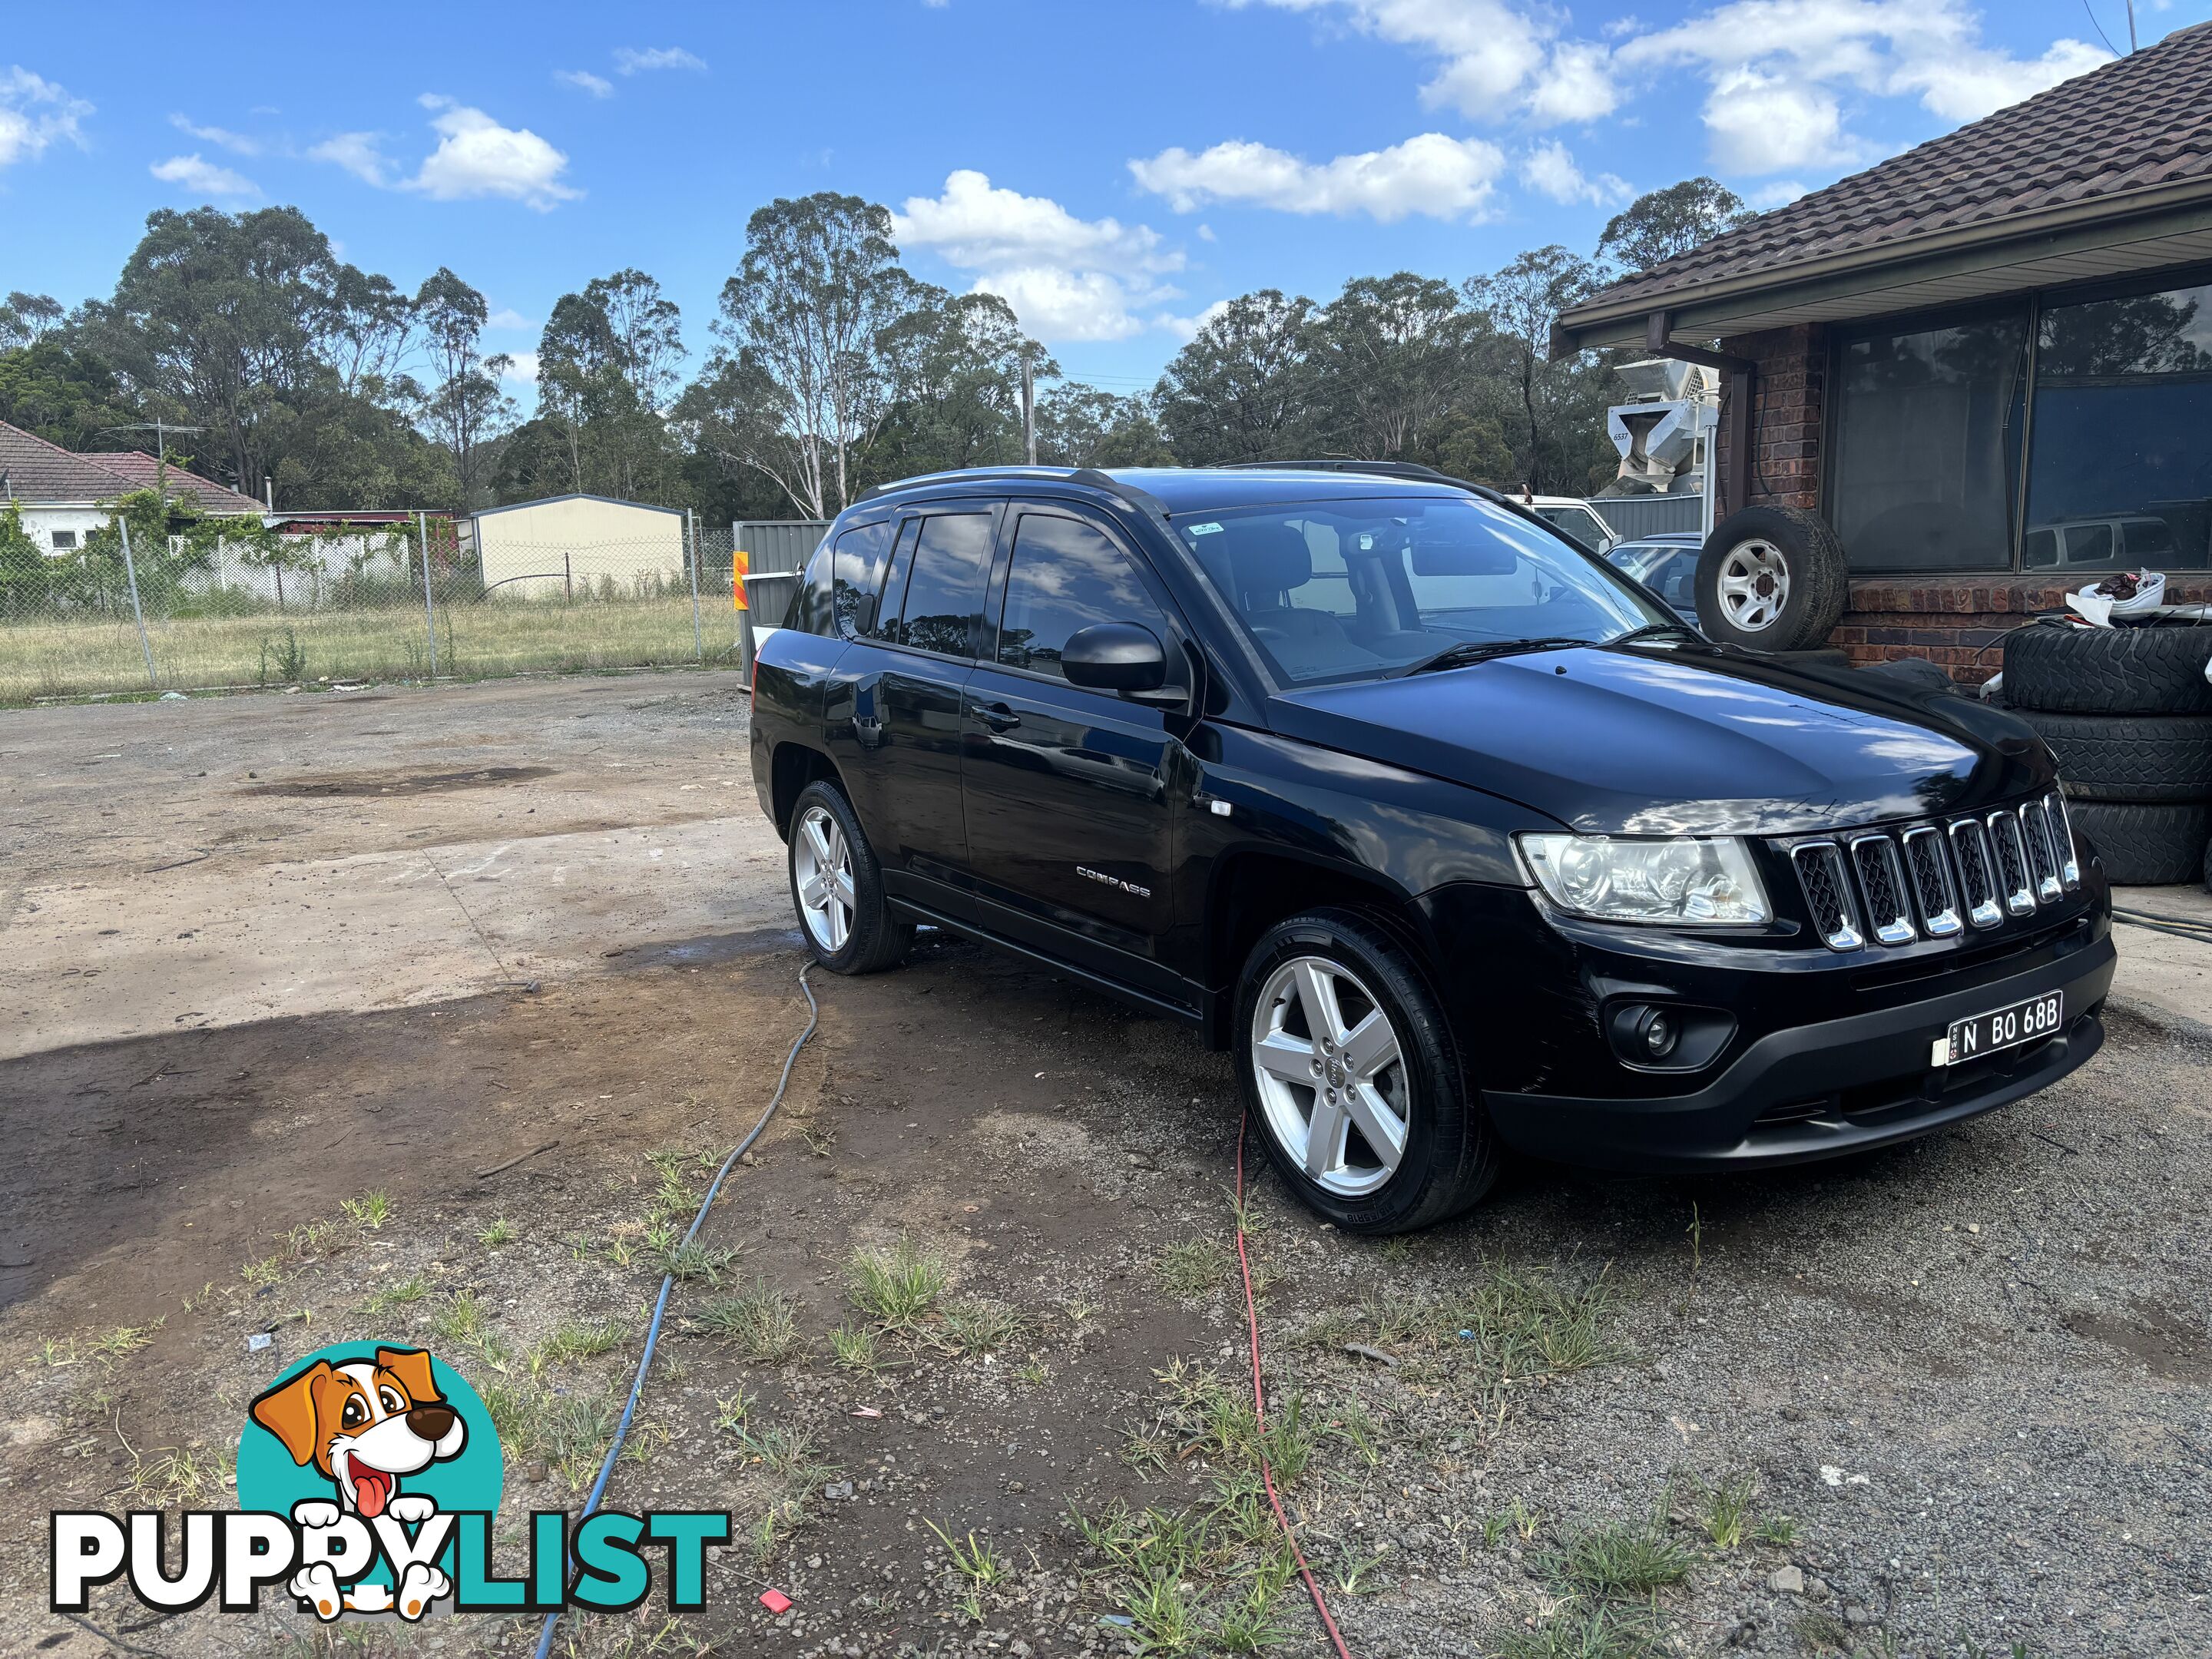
xmin=1586 ymin=494 xmax=1705 ymax=541
xmin=0 ymin=514 xmax=829 ymax=704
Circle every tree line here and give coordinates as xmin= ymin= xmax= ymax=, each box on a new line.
xmin=0 ymin=178 xmax=1749 ymax=523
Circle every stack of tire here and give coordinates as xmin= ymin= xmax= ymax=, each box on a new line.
xmin=2002 ymin=621 xmax=2212 ymax=887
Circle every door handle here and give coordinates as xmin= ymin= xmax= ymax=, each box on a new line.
xmin=972 ymin=702 xmax=1021 ymax=732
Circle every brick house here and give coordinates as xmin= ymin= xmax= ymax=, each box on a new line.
xmin=1552 ymin=22 xmax=2212 ymax=682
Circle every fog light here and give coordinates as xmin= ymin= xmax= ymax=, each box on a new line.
xmin=1640 ymin=1008 xmax=1679 ymax=1060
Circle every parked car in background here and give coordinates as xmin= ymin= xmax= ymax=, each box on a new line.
xmin=752 ymin=465 xmax=2113 ymax=1233
xmin=1607 ymin=531 xmax=1703 ymax=628
xmin=1525 ymin=495 xmax=1620 ymax=555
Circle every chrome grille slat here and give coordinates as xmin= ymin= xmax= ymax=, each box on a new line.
xmin=1948 ymin=818 xmax=2004 ymax=929
xmin=1791 ymin=842 xmax=1863 ymax=951
xmin=2045 ymin=792 xmax=2080 ymax=889
xmin=2018 ymin=801 xmax=2063 ymax=904
xmin=1987 ymin=811 xmax=2037 ymax=916
xmin=1849 ymin=834 xmax=1916 ymax=945
xmin=1901 ymin=826 xmax=1962 ymax=937
xmin=1789 ymin=798 xmax=2068 ymax=952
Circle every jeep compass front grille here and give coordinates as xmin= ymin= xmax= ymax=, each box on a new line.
xmin=1784 ymin=793 xmax=2079 ymax=952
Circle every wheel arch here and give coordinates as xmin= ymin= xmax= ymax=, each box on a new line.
xmin=770 ymin=742 xmax=843 ymax=839
xmin=1200 ymin=848 xmax=1438 ymax=1050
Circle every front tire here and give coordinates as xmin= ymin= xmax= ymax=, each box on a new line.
xmin=786 ymin=781 xmax=913 ymax=974
xmin=1234 ymin=909 xmax=1497 ymax=1233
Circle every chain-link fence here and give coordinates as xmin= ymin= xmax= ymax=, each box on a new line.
xmin=0 ymin=515 xmax=827 ymax=703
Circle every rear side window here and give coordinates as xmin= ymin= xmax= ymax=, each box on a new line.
xmin=868 ymin=520 xmax=921 ymax=641
xmin=786 ymin=536 xmax=833 ymax=634
xmin=997 ymin=515 xmax=1171 ymax=680
xmin=894 ymin=513 xmax=995 ymax=657
xmin=831 ymin=520 xmax=895 ymax=641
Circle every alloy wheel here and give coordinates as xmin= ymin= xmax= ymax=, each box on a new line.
xmin=1248 ymin=955 xmax=1410 ymax=1197
xmin=793 ymin=805 xmax=856 ymax=953
xmin=1716 ymin=538 xmax=1790 ymax=632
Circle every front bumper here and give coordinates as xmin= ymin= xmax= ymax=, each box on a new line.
xmin=1481 ymin=930 xmax=2114 ymax=1172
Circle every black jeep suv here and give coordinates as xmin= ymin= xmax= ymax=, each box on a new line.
xmin=750 ymin=465 xmax=2114 ymax=1232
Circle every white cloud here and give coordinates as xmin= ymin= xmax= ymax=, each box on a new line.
xmin=614 ymin=47 xmax=707 ymax=74
xmin=486 ymin=306 xmax=535 ymax=331
xmin=893 ymin=171 xmax=1188 ymax=343
xmin=1130 ymin=131 xmax=1506 ymax=223
xmin=310 ymin=100 xmax=578 ymax=209
xmin=0 ymin=66 xmax=91 ymax=169
xmin=1231 ymin=1 xmax=2116 ymax=180
xmin=1519 ymin=139 xmax=1630 ymax=207
xmin=309 ymin=131 xmax=391 ymax=187
xmin=169 ymin=114 xmax=260 ymax=154
xmin=1889 ymin=38 xmax=2108 ymax=121
xmin=500 ymin=351 xmax=540 ymax=383
xmin=1159 ymin=298 xmax=1233 ymax=343
xmin=1614 ymin=2 xmax=2112 ymax=171
xmin=149 ymin=153 xmax=260 ymax=200
xmin=973 ymin=270 xmax=1155 ymax=343
xmin=1750 ymin=179 xmax=1809 ymax=208
xmin=894 ymin=169 xmax=1179 ymax=278
xmin=555 ymin=69 xmax=614 ymax=98
xmin=1700 ymin=67 xmax=1853 ymax=174
xmin=408 ymin=96 xmax=578 ymax=209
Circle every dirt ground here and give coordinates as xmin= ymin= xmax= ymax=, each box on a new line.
xmin=2 ymin=671 xmax=2207 ymax=1659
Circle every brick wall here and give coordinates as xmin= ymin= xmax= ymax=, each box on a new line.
xmin=1834 ymin=577 xmax=2212 ymax=686
xmin=1712 ymin=322 xmax=2212 ymax=683
xmin=1715 ymin=323 xmax=1826 ymax=513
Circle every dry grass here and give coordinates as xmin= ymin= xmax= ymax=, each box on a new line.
xmin=0 ymin=595 xmax=734 ymax=703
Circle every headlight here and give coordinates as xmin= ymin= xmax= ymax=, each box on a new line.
xmin=1517 ymin=833 xmax=1770 ymax=926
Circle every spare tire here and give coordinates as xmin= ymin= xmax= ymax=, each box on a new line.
xmin=2013 ymin=710 xmax=2212 ymax=801
xmin=2002 ymin=621 xmax=2212 ymax=715
xmin=2069 ymin=800 xmax=2212 ymax=885
xmin=1696 ymin=506 xmax=1849 ymax=653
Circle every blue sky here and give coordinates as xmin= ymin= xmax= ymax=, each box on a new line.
xmin=4 ymin=1 xmax=2204 ymax=405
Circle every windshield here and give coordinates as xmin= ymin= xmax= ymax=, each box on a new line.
xmin=1177 ymin=495 xmax=1670 ymax=686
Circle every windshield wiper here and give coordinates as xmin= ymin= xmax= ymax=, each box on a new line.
xmin=1394 ymin=637 xmax=1594 ymax=677
xmin=1610 ymin=621 xmax=1703 ymax=645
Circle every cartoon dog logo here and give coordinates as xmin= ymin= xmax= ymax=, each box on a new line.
xmin=248 ymin=1345 xmax=466 ymax=1619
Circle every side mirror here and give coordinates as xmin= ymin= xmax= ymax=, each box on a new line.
xmin=1061 ymin=621 xmax=1168 ymax=694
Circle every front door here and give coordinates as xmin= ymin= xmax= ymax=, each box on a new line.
xmin=960 ymin=506 xmax=1189 ymax=999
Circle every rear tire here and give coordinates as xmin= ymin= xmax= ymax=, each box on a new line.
xmin=1233 ymin=909 xmax=1497 ymax=1233
xmin=786 ymin=780 xmax=913 ymax=974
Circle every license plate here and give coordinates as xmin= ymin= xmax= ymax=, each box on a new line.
xmin=1944 ymin=992 xmax=2063 ymax=1065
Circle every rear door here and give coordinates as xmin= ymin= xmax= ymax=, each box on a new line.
xmin=959 ymin=505 xmax=1192 ymax=999
xmin=820 ymin=506 xmax=998 ymax=918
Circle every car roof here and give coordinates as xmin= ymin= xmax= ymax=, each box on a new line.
xmin=1614 ymin=531 xmax=1704 ymax=546
xmin=855 ymin=464 xmax=1482 ymax=516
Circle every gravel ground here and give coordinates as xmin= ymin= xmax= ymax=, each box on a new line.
xmin=2 ymin=671 xmax=2206 ymax=1659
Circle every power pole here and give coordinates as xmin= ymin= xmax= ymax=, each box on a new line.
xmin=1022 ymin=359 xmax=1036 ymax=467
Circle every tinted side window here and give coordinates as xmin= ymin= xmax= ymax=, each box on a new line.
xmin=896 ymin=513 xmax=994 ymax=657
xmin=997 ymin=515 xmax=1171 ymax=680
xmin=831 ymin=521 xmax=894 ymax=641
xmin=867 ymin=519 xmax=921 ymax=642
xmin=786 ymin=536 xmax=834 ymax=634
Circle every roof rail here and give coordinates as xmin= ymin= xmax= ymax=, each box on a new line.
xmin=1229 ymin=459 xmax=1506 ymax=504
xmin=851 ymin=465 xmax=1169 ymax=520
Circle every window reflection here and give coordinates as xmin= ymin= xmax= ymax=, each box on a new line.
xmin=2025 ymin=281 xmax=2212 ymax=571
xmin=1830 ymin=312 xmax=2027 ymax=571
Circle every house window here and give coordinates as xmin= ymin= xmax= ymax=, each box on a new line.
xmin=50 ymin=529 xmax=78 ymax=551
xmin=2024 ymin=279 xmax=2212 ymax=571
xmin=1827 ymin=309 xmax=2028 ymax=572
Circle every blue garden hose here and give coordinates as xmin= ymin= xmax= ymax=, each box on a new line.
xmin=531 ymin=963 xmax=820 ymax=1658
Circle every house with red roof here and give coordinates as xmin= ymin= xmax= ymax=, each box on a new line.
xmin=0 ymin=419 xmax=267 ymax=555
